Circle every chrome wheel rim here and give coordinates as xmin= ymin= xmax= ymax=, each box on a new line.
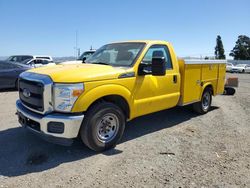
xmin=96 ymin=113 xmax=119 ymax=143
xmin=202 ymin=92 xmax=211 ymax=111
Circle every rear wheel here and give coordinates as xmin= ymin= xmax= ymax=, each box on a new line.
xmin=193 ymin=88 xmax=212 ymax=114
xmin=80 ymin=101 xmax=126 ymax=152
xmin=242 ymin=69 xmax=245 ymax=73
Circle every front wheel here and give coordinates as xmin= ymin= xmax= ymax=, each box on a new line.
xmin=80 ymin=102 xmax=126 ymax=152
xmin=193 ymin=89 xmax=212 ymax=114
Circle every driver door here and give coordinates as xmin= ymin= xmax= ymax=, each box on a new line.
xmin=134 ymin=45 xmax=180 ymax=116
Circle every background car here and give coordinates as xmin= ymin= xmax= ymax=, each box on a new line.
xmin=21 ymin=58 xmax=55 ymax=68
xmin=246 ymin=64 xmax=250 ymax=73
xmin=6 ymin=55 xmax=53 ymax=62
xmin=0 ymin=61 xmax=30 ymax=89
xmin=231 ymin=64 xmax=250 ymax=73
xmin=77 ymin=50 xmax=96 ymax=61
xmin=6 ymin=55 xmax=33 ymax=62
xmin=226 ymin=63 xmax=234 ymax=72
xmin=59 ymin=50 xmax=96 ymax=65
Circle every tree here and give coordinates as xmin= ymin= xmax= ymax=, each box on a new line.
xmin=230 ymin=35 xmax=250 ymax=60
xmin=215 ymin=35 xmax=226 ymax=59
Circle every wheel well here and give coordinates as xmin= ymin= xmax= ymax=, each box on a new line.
xmin=204 ymin=85 xmax=214 ymax=95
xmin=88 ymin=95 xmax=130 ymax=119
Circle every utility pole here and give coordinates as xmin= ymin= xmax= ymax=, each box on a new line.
xmin=78 ymin=48 xmax=81 ymax=57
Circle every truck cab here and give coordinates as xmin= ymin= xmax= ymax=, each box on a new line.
xmin=16 ymin=40 xmax=226 ymax=151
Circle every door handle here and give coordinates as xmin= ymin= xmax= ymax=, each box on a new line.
xmin=173 ymin=75 xmax=177 ymax=83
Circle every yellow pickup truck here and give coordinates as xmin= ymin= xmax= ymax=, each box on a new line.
xmin=16 ymin=40 xmax=226 ymax=151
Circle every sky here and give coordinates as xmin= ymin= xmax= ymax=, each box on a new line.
xmin=0 ymin=0 xmax=250 ymax=58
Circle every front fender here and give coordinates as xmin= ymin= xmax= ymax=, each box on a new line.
xmin=72 ymin=84 xmax=133 ymax=114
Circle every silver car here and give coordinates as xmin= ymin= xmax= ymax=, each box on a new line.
xmin=226 ymin=63 xmax=234 ymax=72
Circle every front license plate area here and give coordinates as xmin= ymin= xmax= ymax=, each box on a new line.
xmin=18 ymin=112 xmax=27 ymax=127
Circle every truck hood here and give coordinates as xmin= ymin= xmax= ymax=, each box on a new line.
xmin=27 ymin=64 xmax=132 ymax=82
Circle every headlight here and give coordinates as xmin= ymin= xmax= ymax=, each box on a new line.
xmin=53 ymin=83 xmax=84 ymax=112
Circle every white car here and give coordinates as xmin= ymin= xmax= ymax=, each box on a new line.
xmin=59 ymin=50 xmax=95 ymax=65
xmin=226 ymin=63 xmax=234 ymax=72
xmin=21 ymin=58 xmax=56 ymax=68
xmin=7 ymin=55 xmax=53 ymax=62
xmin=231 ymin=64 xmax=250 ymax=73
xmin=247 ymin=65 xmax=250 ymax=73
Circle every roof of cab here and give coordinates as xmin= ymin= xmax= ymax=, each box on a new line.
xmin=110 ymin=40 xmax=170 ymax=45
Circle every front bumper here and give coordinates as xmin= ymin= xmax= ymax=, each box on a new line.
xmin=16 ymin=100 xmax=84 ymax=146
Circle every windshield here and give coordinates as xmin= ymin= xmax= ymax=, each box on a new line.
xmin=20 ymin=58 xmax=33 ymax=64
xmin=86 ymin=42 xmax=145 ymax=66
xmin=6 ymin=56 xmax=18 ymax=61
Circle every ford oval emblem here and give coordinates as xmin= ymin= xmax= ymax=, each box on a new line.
xmin=23 ymin=88 xmax=31 ymax=98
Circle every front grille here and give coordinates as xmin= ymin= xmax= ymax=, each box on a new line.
xmin=19 ymin=79 xmax=44 ymax=112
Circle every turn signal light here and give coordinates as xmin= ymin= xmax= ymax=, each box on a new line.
xmin=72 ymin=89 xmax=84 ymax=97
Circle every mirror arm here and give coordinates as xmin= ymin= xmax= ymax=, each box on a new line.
xmin=138 ymin=63 xmax=152 ymax=76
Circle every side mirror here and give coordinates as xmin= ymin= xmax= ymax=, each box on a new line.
xmin=82 ymin=57 xmax=87 ymax=63
xmin=152 ymin=51 xmax=166 ymax=76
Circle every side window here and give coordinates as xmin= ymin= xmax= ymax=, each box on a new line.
xmin=35 ymin=60 xmax=42 ymax=64
xmin=16 ymin=56 xmax=23 ymax=62
xmin=142 ymin=45 xmax=173 ymax=69
xmin=41 ymin=60 xmax=49 ymax=65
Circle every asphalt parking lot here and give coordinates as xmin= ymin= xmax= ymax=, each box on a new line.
xmin=0 ymin=73 xmax=250 ymax=188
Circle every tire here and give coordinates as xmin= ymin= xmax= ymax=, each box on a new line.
xmin=242 ymin=69 xmax=245 ymax=73
xmin=223 ymin=87 xmax=235 ymax=95
xmin=80 ymin=101 xmax=126 ymax=152
xmin=193 ymin=88 xmax=212 ymax=114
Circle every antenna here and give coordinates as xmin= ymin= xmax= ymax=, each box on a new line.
xmin=74 ymin=30 xmax=81 ymax=59
xmin=76 ymin=31 xmax=78 ymax=59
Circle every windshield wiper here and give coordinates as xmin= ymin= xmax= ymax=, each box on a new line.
xmin=90 ymin=62 xmax=110 ymax=65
